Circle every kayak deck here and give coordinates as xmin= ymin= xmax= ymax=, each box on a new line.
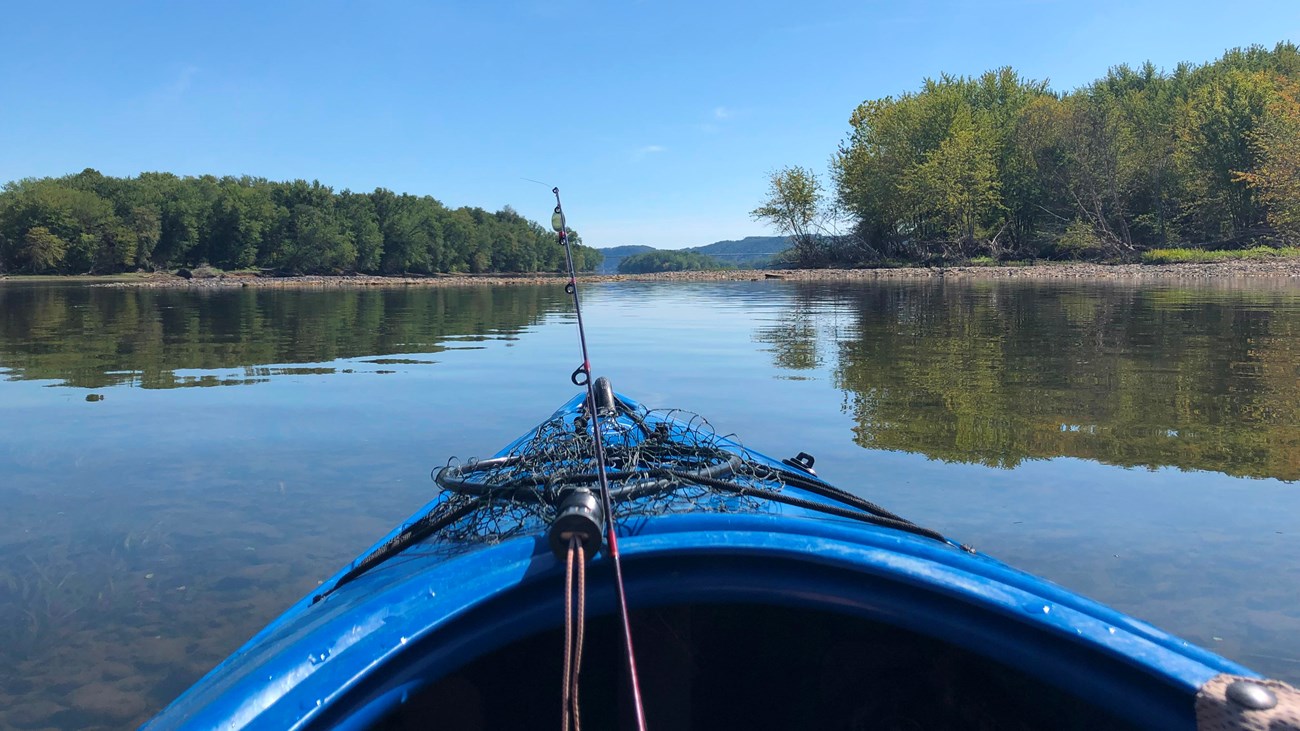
xmin=144 ymin=388 xmax=1266 ymax=730
xmin=314 ymin=387 xmax=957 ymax=604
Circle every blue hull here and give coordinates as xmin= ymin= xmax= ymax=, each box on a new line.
xmin=144 ymin=391 xmax=1257 ymax=730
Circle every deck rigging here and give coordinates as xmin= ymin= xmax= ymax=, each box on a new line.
xmin=550 ymin=188 xmax=648 ymax=731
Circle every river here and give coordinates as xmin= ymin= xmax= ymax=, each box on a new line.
xmin=0 ymin=278 xmax=1297 ymax=728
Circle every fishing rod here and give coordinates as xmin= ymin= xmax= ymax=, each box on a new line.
xmin=550 ymin=187 xmax=648 ymax=731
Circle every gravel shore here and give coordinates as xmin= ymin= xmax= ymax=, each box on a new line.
xmin=42 ymin=258 xmax=1300 ymax=288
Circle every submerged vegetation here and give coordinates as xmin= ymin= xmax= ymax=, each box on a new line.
xmin=755 ymin=42 xmax=1300 ymax=266
xmin=0 ymin=171 xmax=601 ymax=276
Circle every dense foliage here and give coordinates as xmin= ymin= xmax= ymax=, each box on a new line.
xmin=0 ymin=170 xmax=600 ymax=275
xmin=617 ymin=249 xmax=732 ymax=273
xmin=756 ymin=42 xmax=1300 ymax=264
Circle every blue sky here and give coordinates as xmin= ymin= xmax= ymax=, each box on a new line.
xmin=1 ymin=1 xmax=1296 ymax=249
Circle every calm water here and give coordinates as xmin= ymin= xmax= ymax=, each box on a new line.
xmin=1 ymin=279 xmax=1298 ymax=729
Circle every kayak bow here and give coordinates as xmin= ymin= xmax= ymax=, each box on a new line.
xmin=144 ymin=385 xmax=1299 ymax=730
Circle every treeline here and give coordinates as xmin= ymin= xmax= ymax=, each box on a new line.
xmin=0 ymin=170 xmax=601 ymax=275
xmin=755 ymin=42 xmax=1300 ymax=264
xmin=617 ymin=249 xmax=732 ymax=273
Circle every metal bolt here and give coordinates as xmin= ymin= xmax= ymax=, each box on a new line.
xmin=1226 ymin=680 xmax=1278 ymax=710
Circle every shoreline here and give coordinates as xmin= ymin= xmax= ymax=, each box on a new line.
xmin=3 ymin=258 xmax=1300 ymax=288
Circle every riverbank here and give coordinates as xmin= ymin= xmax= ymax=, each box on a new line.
xmin=4 ymin=258 xmax=1300 ymax=288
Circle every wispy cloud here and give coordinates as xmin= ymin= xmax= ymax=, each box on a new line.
xmin=697 ymin=106 xmax=743 ymax=133
xmin=631 ymin=144 xmax=667 ymax=161
xmin=134 ymin=65 xmax=200 ymax=116
xmin=163 ymin=65 xmax=199 ymax=98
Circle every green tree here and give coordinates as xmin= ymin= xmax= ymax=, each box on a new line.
xmin=617 ymin=249 xmax=729 ymax=273
xmin=558 ymin=228 xmax=600 ymax=272
xmin=153 ymin=175 xmax=214 ymax=268
xmin=0 ymin=171 xmax=604 ymax=275
xmin=1099 ymin=62 xmax=1192 ymax=246
xmin=373 ymin=191 xmax=429 ymax=273
xmin=126 ymin=205 xmax=162 ymax=269
xmin=1238 ymin=78 xmax=1300 ymax=239
xmin=338 ymin=192 xmax=383 ymax=272
xmin=1177 ymin=68 xmax=1276 ymax=242
xmin=834 ymin=96 xmax=921 ymax=256
xmin=1031 ymin=91 xmax=1138 ymax=257
xmin=279 ymin=205 xmax=355 ymax=273
xmin=440 ymin=207 xmax=476 ymax=273
xmin=901 ymin=106 xmax=1003 ymax=255
xmin=834 ymin=70 xmax=1048 ymax=259
xmin=208 ymin=179 xmax=278 ymax=270
xmin=19 ymin=226 xmax=68 ymax=272
xmin=751 ymin=166 xmax=834 ymax=266
xmin=808 ymin=43 xmax=1300 ymax=264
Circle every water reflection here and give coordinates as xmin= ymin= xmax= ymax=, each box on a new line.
xmin=1 ymin=278 xmax=1298 ymax=729
xmin=0 ymin=283 xmax=577 ymax=729
xmin=0 ymin=284 xmax=570 ymax=389
xmin=758 ymin=280 xmax=1300 ymax=481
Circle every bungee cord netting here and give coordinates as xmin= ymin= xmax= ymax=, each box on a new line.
xmin=315 ymin=403 xmax=956 ymax=603
xmin=434 ymin=407 xmax=786 ymax=536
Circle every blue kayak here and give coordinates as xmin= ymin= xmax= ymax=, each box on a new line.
xmin=144 ymin=381 xmax=1295 ymax=730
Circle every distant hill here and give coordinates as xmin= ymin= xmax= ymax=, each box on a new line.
xmin=594 ymin=245 xmax=656 ymax=274
xmin=596 ymin=236 xmax=788 ymax=273
xmin=687 ymin=236 xmax=790 ymax=267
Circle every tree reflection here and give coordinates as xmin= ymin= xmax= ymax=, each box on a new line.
xmin=765 ymin=281 xmax=1300 ymax=481
xmin=0 ymin=285 xmax=569 ymax=389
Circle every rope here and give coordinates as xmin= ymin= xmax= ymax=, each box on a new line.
xmin=562 ymin=535 xmax=586 ymax=731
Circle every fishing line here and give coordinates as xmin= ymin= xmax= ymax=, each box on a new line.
xmin=551 ymin=187 xmax=649 ymax=731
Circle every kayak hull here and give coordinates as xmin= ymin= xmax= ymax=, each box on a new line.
xmin=144 ymin=392 xmax=1257 ymax=730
